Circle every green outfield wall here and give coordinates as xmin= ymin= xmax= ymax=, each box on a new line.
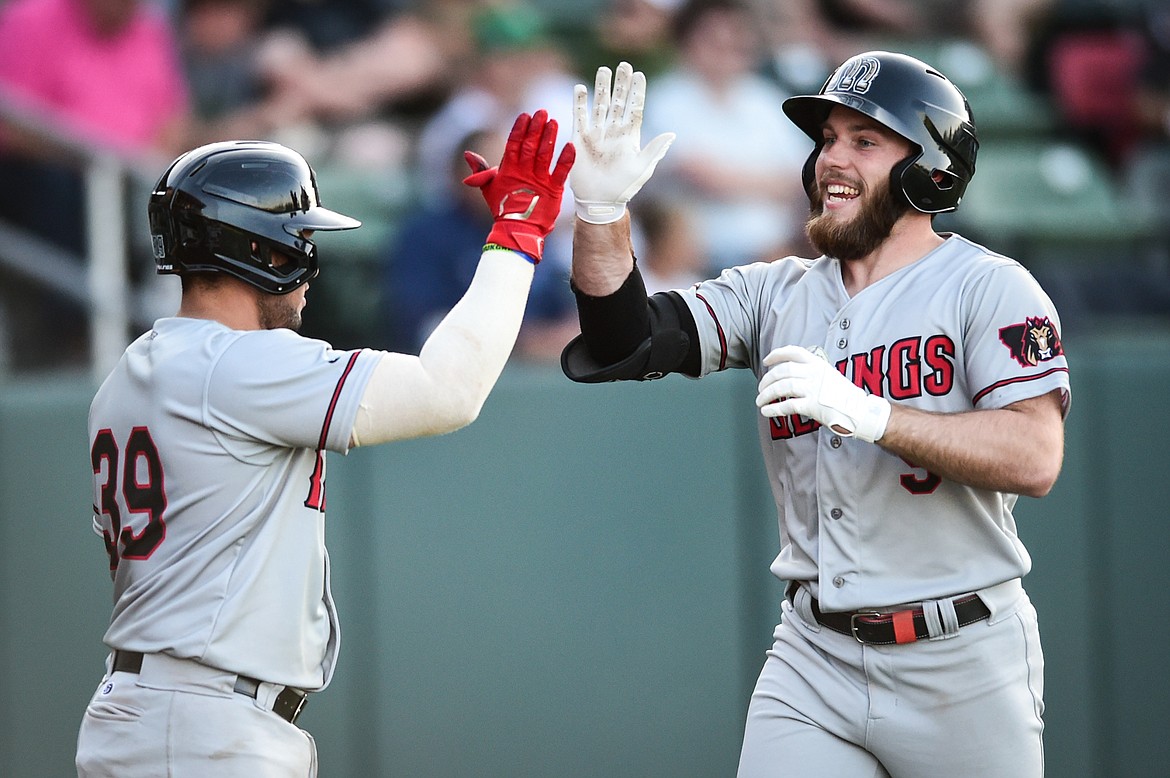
xmin=1 ymin=331 xmax=1167 ymax=778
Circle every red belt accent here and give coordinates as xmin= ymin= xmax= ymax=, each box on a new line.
xmin=891 ymin=609 xmax=918 ymax=644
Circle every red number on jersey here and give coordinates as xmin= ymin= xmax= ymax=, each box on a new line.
xmin=899 ymin=456 xmax=942 ymax=495
xmin=91 ymin=427 xmax=168 ymax=570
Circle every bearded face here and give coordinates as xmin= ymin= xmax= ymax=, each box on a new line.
xmin=805 ymin=172 xmax=913 ymax=262
xmin=257 ymin=243 xmax=306 ymax=331
xmin=258 ymin=291 xmax=303 ymax=331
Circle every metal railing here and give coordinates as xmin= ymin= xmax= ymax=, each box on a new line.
xmin=0 ymin=88 xmax=166 ymax=381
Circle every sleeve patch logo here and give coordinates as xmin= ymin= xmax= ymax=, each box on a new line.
xmin=998 ymin=317 xmax=1063 ymax=366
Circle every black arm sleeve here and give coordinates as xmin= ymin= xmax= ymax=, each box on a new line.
xmin=560 ymin=264 xmax=701 ymax=382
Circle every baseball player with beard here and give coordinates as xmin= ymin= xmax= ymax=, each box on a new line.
xmin=562 ymin=56 xmax=1070 ymax=777
xmin=77 ymin=112 xmax=573 ymax=777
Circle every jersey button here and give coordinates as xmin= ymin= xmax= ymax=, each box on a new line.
xmin=840 ymin=319 xmax=850 ymax=330
xmin=832 ymin=576 xmax=845 ymax=588
xmin=837 ymin=338 xmax=848 ymax=349
xmin=830 ymin=436 xmax=843 ymax=448
xmin=830 ymin=507 xmax=843 ymax=520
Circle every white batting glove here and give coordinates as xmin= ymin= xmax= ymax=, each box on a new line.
xmin=571 ymin=61 xmax=675 ymax=224
xmin=755 ymin=345 xmax=891 ymax=443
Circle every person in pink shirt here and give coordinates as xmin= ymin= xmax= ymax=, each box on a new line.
xmin=0 ymin=0 xmax=190 ymax=156
xmin=0 ymin=0 xmax=191 ymax=370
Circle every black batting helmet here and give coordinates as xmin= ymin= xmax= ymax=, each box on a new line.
xmin=148 ymin=140 xmax=360 ymax=294
xmin=783 ymin=51 xmax=979 ymax=214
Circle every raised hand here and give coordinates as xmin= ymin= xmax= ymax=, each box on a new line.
xmin=463 ymin=109 xmax=575 ymax=263
xmin=571 ymin=61 xmax=675 ymax=224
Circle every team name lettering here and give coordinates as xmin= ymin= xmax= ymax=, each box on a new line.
xmin=769 ymin=335 xmax=956 ymax=440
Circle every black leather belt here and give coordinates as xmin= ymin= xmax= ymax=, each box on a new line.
xmin=112 ymin=651 xmax=308 ymax=724
xmin=805 ymin=591 xmax=991 ymax=645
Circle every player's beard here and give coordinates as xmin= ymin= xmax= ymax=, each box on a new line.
xmin=258 ymin=292 xmax=303 ymax=331
xmin=805 ymin=178 xmax=910 ymax=262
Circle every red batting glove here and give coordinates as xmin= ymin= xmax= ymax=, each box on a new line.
xmin=462 ymin=110 xmax=576 ymax=263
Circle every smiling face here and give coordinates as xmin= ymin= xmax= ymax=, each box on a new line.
xmin=804 ymin=105 xmax=917 ymax=261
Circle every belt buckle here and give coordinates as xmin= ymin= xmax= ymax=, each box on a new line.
xmin=273 ymin=687 xmax=309 ymax=725
xmin=849 ymin=612 xmax=884 ymax=644
xmin=288 ymin=692 xmax=308 ymax=725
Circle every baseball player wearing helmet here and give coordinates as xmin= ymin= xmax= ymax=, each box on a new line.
xmin=562 ymin=56 xmax=1069 ymax=777
xmin=76 ymin=113 xmax=574 ymax=777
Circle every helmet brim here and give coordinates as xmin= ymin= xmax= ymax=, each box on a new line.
xmin=285 ymin=205 xmax=362 ymax=232
xmin=783 ymin=93 xmax=919 ymax=150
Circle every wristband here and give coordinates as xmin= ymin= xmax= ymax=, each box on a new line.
xmin=575 ymin=200 xmax=627 ymax=225
xmin=483 ymin=243 xmax=538 ymax=264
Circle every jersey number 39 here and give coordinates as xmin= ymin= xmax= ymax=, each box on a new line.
xmin=91 ymin=427 xmax=167 ymax=572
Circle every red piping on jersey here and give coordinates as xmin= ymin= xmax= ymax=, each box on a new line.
xmin=972 ymin=366 xmax=1068 ymax=406
xmin=304 ymin=351 xmax=363 ymax=511
xmin=694 ymin=292 xmax=727 ymax=371
xmin=318 ymin=352 xmax=362 ymax=450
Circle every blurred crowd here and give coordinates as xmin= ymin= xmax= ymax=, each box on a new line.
xmin=0 ymin=0 xmax=1168 ymax=374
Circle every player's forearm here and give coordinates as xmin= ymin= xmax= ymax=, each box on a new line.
xmin=877 ymin=390 xmax=1065 ymax=497
xmin=350 ymin=250 xmax=534 ymax=445
xmin=570 ymin=214 xmax=636 ymax=296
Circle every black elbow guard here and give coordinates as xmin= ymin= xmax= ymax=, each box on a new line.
xmin=561 ymin=327 xmax=691 ymax=382
xmin=561 ymin=292 xmax=697 ymax=383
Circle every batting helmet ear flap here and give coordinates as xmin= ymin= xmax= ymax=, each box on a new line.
xmin=800 ymin=146 xmax=819 ymax=202
xmin=889 ymin=151 xmax=923 ymax=209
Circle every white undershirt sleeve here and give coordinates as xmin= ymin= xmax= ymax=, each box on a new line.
xmin=349 ymin=249 xmax=535 ymax=446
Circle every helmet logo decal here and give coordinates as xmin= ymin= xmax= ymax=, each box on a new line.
xmin=151 ymin=234 xmax=166 ymax=260
xmin=831 ymin=56 xmax=881 ymax=95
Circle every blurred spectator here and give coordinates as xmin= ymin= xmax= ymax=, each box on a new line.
xmin=757 ymin=0 xmax=843 ymax=95
xmin=814 ymin=0 xmax=966 ymax=39
xmin=790 ymin=0 xmax=1057 ymax=79
xmin=380 ymin=128 xmax=577 ymax=362
xmin=0 ymin=0 xmax=191 ymax=165
xmin=380 ymin=128 xmax=502 ymax=353
xmin=1134 ymin=2 xmax=1170 ymax=148
xmin=413 ymin=1 xmax=577 ymax=209
xmin=640 ymin=0 xmax=813 ymax=274
xmin=178 ymin=0 xmax=280 ymax=141
xmin=633 ymin=199 xmax=705 ymax=293
xmin=261 ymin=0 xmax=402 ymax=53
xmin=565 ymin=0 xmax=681 ymax=82
xmin=0 ymin=0 xmax=192 ymax=370
xmin=968 ymin=0 xmax=1055 ymax=78
xmin=254 ymin=11 xmax=448 ymax=127
xmin=1028 ymin=1 xmax=1159 ymax=168
xmin=178 ymin=0 xmax=449 ymax=149
xmin=408 ymin=0 xmax=580 ymax=362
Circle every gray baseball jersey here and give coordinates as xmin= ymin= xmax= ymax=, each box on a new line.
xmin=88 ymin=317 xmax=380 ymax=690
xmin=676 ymin=234 xmax=1071 ymax=611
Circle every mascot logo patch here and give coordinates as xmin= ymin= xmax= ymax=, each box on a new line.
xmin=998 ymin=317 xmax=1063 ymax=366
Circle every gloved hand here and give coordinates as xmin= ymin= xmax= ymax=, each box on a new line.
xmin=571 ymin=61 xmax=675 ymax=224
xmin=463 ymin=109 xmax=575 ymax=263
xmin=755 ymin=346 xmax=891 ymax=443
